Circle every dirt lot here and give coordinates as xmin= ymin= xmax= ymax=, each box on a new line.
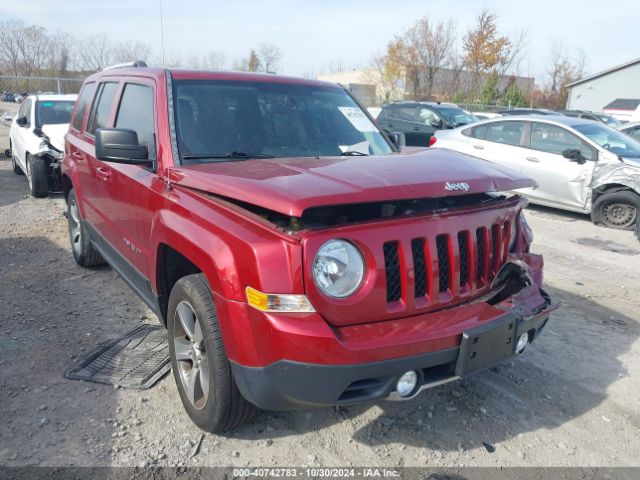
xmin=0 ymin=155 xmax=639 ymax=469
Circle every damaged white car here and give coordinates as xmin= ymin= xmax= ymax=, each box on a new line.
xmin=9 ymin=94 xmax=77 ymax=197
xmin=431 ymin=116 xmax=640 ymax=231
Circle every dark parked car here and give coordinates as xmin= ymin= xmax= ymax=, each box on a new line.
xmin=377 ymin=101 xmax=478 ymax=146
xmin=561 ymin=110 xmax=623 ymax=127
xmin=499 ymin=108 xmax=562 ymax=116
xmin=1 ymin=92 xmax=16 ymax=103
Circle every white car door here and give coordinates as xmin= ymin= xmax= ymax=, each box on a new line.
xmin=463 ymin=120 xmax=530 ymax=174
xmin=519 ymin=122 xmax=596 ymax=210
xmin=10 ymin=98 xmax=33 ymax=170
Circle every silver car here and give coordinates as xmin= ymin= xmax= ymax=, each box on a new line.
xmin=432 ymin=116 xmax=640 ymax=230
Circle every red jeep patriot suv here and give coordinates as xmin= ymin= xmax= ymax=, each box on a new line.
xmin=63 ymin=64 xmax=556 ymax=433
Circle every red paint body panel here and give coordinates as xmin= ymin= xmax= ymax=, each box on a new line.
xmin=62 ymin=68 xmax=551 ymax=374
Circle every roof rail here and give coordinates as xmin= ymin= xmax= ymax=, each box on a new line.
xmin=103 ymin=60 xmax=148 ymax=71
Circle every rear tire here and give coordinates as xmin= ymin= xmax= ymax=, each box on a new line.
xmin=167 ymin=273 xmax=255 ymax=433
xmin=590 ymin=190 xmax=640 ymax=230
xmin=67 ymin=189 xmax=105 ymax=267
xmin=27 ymin=154 xmax=48 ymax=197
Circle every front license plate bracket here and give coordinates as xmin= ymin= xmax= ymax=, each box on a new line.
xmin=455 ymin=314 xmax=518 ymax=377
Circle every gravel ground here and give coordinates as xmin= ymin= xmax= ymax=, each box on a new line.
xmin=0 ymin=155 xmax=639 ymax=469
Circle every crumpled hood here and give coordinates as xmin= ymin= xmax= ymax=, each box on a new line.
xmin=41 ymin=124 xmax=69 ymax=151
xmin=172 ymin=149 xmax=537 ymax=217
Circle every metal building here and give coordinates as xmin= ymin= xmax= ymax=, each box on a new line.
xmin=566 ymin=57 xmax=640 ymax=114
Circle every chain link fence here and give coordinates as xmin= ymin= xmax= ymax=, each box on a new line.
xmin=0 ymin=76 xmax=85 ymax=154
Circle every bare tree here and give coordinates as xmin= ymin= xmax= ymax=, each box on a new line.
xmin=0 ymin=21 xmax=26 ymax=76
xmin=47 ymin=31 xmax=75 ymax=74
xmin=112 ymin=40 xmax=152 ymax=64
xmin=326 ymin=58 xmax=346 ymax=74
xmin=401 ymin=16 xmax=457 ymax=99
xmin=203 ymin=50 xmax=226 ymax=70
xmin=257 ymin=43 xmax=282 ymax=73
xmin=78 ymin=34 xmax=114 ymax=71
xmin=543 ymin=40 xmax=587 ymax=108
xmin=17 ymin=25 xmax=50 ymax=76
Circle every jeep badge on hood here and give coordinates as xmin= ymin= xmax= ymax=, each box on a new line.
xmin=444 ymin=181 xmax=470 ymax=192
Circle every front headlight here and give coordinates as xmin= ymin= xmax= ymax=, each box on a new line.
xmin=312 ymin=239 xmax=364 ymax=298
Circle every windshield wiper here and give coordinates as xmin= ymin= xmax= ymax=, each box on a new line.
xmin=182 ymin=151 xmax=275 ymax=161
xmin=340 ymin=150 xmax=369 ymax=156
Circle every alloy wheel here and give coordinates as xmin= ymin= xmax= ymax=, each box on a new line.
xmin=172 ymin=301 xmax=209 ymax=410
xmin=68 ymin=197 xmax=82 ymax=257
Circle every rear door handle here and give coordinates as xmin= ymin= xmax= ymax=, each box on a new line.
xmin=96 ymin=166 xmax=111 ymax=181
xmin=412 ymin=127 xmax=420 ymax=131
xmin=526 ymin=157 xmax=540 ymax=163
xmin=473 ymin=144 xmax=484 ymax=150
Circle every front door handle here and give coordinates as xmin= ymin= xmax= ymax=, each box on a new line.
xmin=473 ymin=144 xmax=484 ymax=150
xmin=526 ymin=157 xmax=540 ymax=163
xmin=412 ymin=127 xmax=420 ymax=131
xmin=96 ymin=167 xmax=111 ymax=181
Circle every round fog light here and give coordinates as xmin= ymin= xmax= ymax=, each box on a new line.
xmin=396 ymin=370 xmax=419 ymax=398
xmin=516 ymin=332 xmax=529 ymax=354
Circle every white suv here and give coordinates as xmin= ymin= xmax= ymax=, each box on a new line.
xmin=10 ymin=94 xmax=77 ymax=197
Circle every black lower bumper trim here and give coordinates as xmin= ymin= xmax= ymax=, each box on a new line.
xmin=231 ymin=303 xmax=553 ymax=411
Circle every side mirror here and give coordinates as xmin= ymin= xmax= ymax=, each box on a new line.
xmin=388 ymin=131 xmax=406 ymax=150
xmin=562 ymin=148 xmax=586 ymax=164
xmin=430 ymin=119 xmax=444 ymax=129
xmin=95 ymin=128 xmax=151 ymax=166
xmin=16 ymin=116 xmax=28 ymax=127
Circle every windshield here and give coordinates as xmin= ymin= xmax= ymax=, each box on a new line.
xmin=36 ymin=100 xmax=75 ymax=126
xmin=595 ymin=114 xmax=622 ymax=127
xmin=172 ymin=79 xmax=393 ymax=162
xmin=575 ymin=123 xmax=640 ymax=158
xmin=434 ymin=107 xmax=477 ymax=126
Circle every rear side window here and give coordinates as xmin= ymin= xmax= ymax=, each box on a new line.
xmin=385 ymin=105 xmax=417 ymax=122
xmin=87 ymin=82 xmax=119 ymax=135
xmin=115 ymin=83 xmax=156 ymax=158
xmin=483 ymin=121 xmax=525 ymax=146
xmin=71 ymin=83 xmax=96 ymax=131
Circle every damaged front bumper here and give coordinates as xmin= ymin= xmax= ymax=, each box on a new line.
xmin=35 ymin=148 xmax=63 ymax=191
xmin=229 ymin=258 xmax=558 ymax=411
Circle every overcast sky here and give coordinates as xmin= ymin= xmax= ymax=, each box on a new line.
xmin=1 ymin=0 xmax=638 ymax=84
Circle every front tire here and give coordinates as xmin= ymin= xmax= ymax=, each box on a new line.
xmin=167 ymin=273 xmax=255 ymax=433
xmin=67 ymin=189 xmax=105 ymax=267
xmin=591 ymin=191 xmax=640 ymax=230
xmin=27 ymin=154 xmax=48 ymax=197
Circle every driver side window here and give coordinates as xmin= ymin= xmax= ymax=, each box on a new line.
xmin=530 ymin=123 xmax=595 ymax=160
xmin=18 ymin=99 xmax=32 ymax=127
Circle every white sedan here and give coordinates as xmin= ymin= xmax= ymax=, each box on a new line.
xmin=10 ymin=94 xmax=77 ymax=197
xmin=431 ymin=115 xmax=640 ymax=230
